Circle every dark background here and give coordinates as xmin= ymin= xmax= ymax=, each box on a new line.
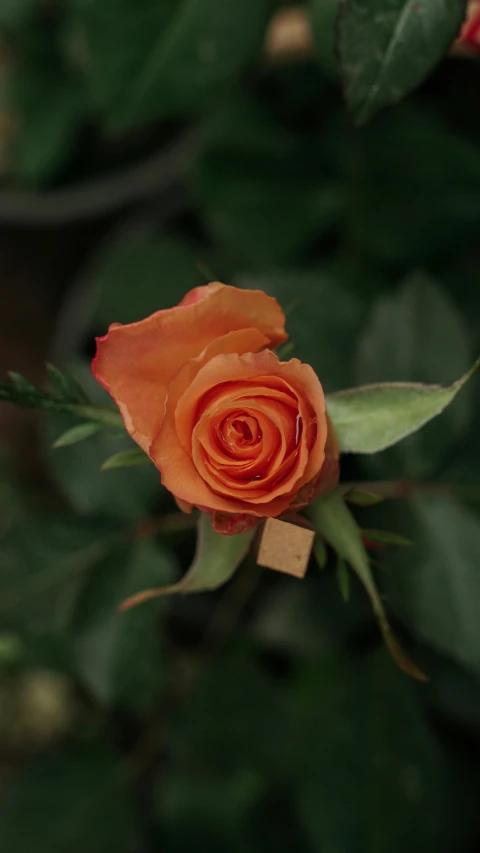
xmin=1 ymin=3 xmax=480 ymax=852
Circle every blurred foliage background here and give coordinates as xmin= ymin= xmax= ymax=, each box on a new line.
xmin=2 ymin=1 xmax=480 ymax=852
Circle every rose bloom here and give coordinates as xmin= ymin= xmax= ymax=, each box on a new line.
xmin=457 ymin=0 xmax=480 ymax=53
xmin=92 ymin=283 xmax=339 ymax=534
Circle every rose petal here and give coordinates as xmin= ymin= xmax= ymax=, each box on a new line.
xmin=152 ymin=350 xmax=327 ymax=518
xmin=92 ymin=283 xmax=287 ymax=451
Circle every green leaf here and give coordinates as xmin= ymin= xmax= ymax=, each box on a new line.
xmin=72 ymin=0 xmax=274 ymax=129
xmin=120 ymin=512 xmax=255 ymax=609
xmin=101 ymin=448 xmax=150 ymax=470
xmin=362 ymin=529 xmax=412 ymax=547
xmin=89 ymin=234 xmax=207 ymax=328
xmin=310 ymin=0 xmax=340 ymax=76
xmin=53 ymin=422 xmax=101 ymax=448
xmin=296 ymin=651 xmax=447 ymax=853
xmin=313 ymin=535 xmax=328 ymax=570
xmin=326 ymin=354 xmax=480 ymax=455
xmin=338 ymin=0 xmax=468 ymax=124
xmin=8 ymin=371 xmax=36 ymax=393
xmin=238 ymin=270 xmax=364 ymax=391
xmin=0 ymin=515 xmax=114 ymax=636
xmin=0 ymin=745 xmax=139 ymax=853
xmin=354 ymin=274 xmax=473 ymax=477
xmin=344 ymin=487 xmax=384 ymax=507
xmin=168 ymin=654 xmax=292 ymax=774
xmin=46 ymin=363 xmax=73 ymax=398
xmin=0 ymin=371 xmax=123 ymax=428
xmin=307 ymin=490 xmax=426 ymax=680
xmin=43 ymin=364 xmax=160 ymax=522
xmin=4 ymin=26 xmax=86 ymax=184
xmin=385 ymin=496 xmax=480 ymax=677
xmin=336 ymin=556 xmax=350 ymax=602
xmin=347 ymin=106 xmax=480 ymax=265
xmin=193 ymin=101 xmax=344 ymax=266
xmin=72 ymin=539 xmax=177 ymax=709
xmin=0 ymin=0 xmax=36 ymax=28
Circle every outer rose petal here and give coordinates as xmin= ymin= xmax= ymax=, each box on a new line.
xmin=151 ymin=350 xmax=327 ymax=518
xmin=92 ymin=283 xmax=287 ymax=451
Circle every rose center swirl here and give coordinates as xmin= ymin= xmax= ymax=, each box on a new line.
xmin=191 ymin=385 xmax=313 ymax=500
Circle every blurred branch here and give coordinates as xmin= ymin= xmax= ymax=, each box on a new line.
xmin=344 ymin=480 xmax=480 ymax=501
xmin=0 ymin=126 xmax=201 ymax=225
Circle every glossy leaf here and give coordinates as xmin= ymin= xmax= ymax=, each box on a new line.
xmin=307 ymin=490 xmax=426 ymax=680
xmin=326 ymin=354 xmax=480 ymax=454
xmin=120 ymin=512 xmax=255 ymax=610
xmin=338 ymin=0 xmax=468 ymax=124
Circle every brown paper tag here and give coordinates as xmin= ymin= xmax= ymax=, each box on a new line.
xmin=257 ymin=518 xmax=315 ymax=579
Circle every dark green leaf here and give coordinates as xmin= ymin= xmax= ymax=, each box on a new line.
xmin=47 ymin=364 xmax=89 ymax=404
xmin=311 ymin=0 xmax=339 ymax=76
xmin=43 ymin=364 xmax=160 ymax=522
xmin=73 ymin=0 xmax=274 ymax=128
xmin=0 ymin=515 xmax=113 ymax=636
xmin=53 ymin=422 xmax=101 ymax=448
xmin=4 ymin=26 xmax=86 ymax=183
xmin=169 ymin=655 xmax=293 ymax=774
xmin=46 ymin=363 xmax=73 ymax=398
xmin=193 ymin=101 xmax=344 ymax=266
xmin=89 ymin=234 xmax=207 ymax=328
xmin=336 ymin=556 xmax=350 ymax=601
xmin=362 ymin=528 xmax=412 ymax=547
xmin=348 ymin=106 xmax=480 ymax=264
xmin=101 ymin=448 xmax=150 ymax=470
xmin=386 ymin=495 xmax=480 ymax=676
xmin=0 ymin=0 xmax=36 ymax=28
xmin=0 ymin=372 xmax=123 ymax=427
xmin=120 ymin=512 xmax=255 ymax=609
xmin=156 ymin=768 xmax=261 ymax=853
xmin=238 ymin=270 xmax=364 ymax=391
xmin=0 ymin=745 xmax=139 ymax=853
xmin=296 ymin=651 xmax=447 ymax=853
xmin=307 ymin=490 xmax=426 ymax=679
xmin=344 ymin=487 xmax=385 ymax=506
xmin=353 ymin=274 xmax=473 ymax=477
xmin=338 ymin=0 xmax=467 ymax=123
xmin=8 ymin=371 xmax=36 ymax=393
xmin=313 ymin=535 xmax=328 ymax=570
xmin=72 ymin=539 xmax=177 ymax=709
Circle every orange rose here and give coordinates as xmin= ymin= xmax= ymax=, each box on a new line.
xmin=92 ymin=283 xmax=339 ymax=534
